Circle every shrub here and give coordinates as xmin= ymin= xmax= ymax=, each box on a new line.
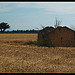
xmin=25 ymin=41 xmax=37 ymax=45
xmin=25 ymin=40 xmax=54 ymax=47
xmin=37 ymin=39 xmax=55 ymax=47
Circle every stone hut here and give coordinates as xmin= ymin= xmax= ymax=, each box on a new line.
xmin=38 ymin=26 xmax=75 ymax=47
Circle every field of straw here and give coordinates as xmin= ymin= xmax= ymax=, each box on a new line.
xmin=0 ymin=33 xmax=75 ymax=73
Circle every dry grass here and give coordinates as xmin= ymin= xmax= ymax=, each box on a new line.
xmin=0 ymin=33 xmax=75 ymax=73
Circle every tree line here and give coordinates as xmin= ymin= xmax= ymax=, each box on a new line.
xmin=0 ymin=22 xmax=38 ymax=33
xmin=6 ymin=29 xmax=38 ymax=33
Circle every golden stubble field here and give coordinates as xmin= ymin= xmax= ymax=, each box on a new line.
xmin=0 ymin=33 xmax=75 ymax=73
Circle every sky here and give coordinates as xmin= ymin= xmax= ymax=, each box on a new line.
xmin=0 ymin=2 xmax=75 ymax=31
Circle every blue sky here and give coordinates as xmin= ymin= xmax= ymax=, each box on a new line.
xmin=0 ymin=2 xmax=75 ymax=31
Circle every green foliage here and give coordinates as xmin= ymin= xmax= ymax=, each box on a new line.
xmin=4 ymin=29 xmax=38 ymax=33
xmin=37 ymin=39 xmax=47 ymax=46
xmin=0 ymin=22 xmax=10 ymax=32
xmin=25 ymin=40 xmax=54 ymax=47
xmin=37 ymin=39 xmax=54 ymax=47
xmin=25 ymin=41 xmax=37 ymax=45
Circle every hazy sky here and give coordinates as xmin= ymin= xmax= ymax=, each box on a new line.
xmin=0 ymin=2 xmax=75 ymax=31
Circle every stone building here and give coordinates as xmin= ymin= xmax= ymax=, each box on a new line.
xmin=38 ymin=26 xmax=75 ymax=47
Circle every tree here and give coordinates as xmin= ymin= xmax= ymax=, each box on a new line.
xmin=0 ymin=22 xmax=10 ymax=32
xmin=54 ymin=18 xmax=62 ymax=28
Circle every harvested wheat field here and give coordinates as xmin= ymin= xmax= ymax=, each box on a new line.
xmin=0 ymin=33 xmax=75 ymax=73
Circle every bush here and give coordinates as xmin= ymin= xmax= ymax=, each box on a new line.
xmin=25 ymin=41 xmax=37 ymax=45
xmin=37 ymin=39 xmax=54 ymax=47
xmin=25 ymin=40 xmax=54 ymax=47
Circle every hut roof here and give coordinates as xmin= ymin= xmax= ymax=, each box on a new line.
xmin=39 ymin=26 xmax=55 ymax=32
xmin=49 ymin=26 xmax=75 ymax=33
xmin=39 ymin=26 xmax=75 ymax=33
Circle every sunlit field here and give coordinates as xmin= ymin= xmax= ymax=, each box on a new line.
xmin=0 ymin=33 xmax=75 ymax=73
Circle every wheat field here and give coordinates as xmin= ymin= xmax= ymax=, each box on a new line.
xmin=0 ymin=33 xmax=75 ymax=73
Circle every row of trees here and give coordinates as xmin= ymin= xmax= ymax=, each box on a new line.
xmin=6 ymin=29 xmax=38 ymax=33
xmin=0 ymin=22 xmax=38 ymax=33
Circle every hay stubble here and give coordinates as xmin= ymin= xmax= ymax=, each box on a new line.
xmin=0 ymin=33 xmax=75 ymax=73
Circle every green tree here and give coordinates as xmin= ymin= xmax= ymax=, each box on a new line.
xmin=0 ymin=22 xmax=10 ymax=32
